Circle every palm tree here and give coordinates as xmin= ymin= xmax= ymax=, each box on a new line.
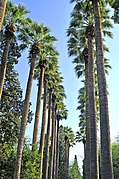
xmin=39 ymin=74 xmax=48 ymax=178
xmin=0 ymin=2 xmax=29 ymax=100
xmin=52 ymin=108 xmax=57 ymax=179
xmin=55 ymin=115 xmax=60 ymax=179
xmin=45 ymin=68 xmax=66 ymax=179
xmin=0 ymin=0 xmax=7 ymax=31
xmin=13 ymin=22 xmax=50 ymax=179
xmin=43 ymin=88 xmax=52 ymax=179
xmin=64 ymin=127 xmax=75 ymax=179
xmin=55 ymin=106 xmax=68 ymax=179
xmin=14 ymin=44 xmax=40 ymax=179
xmin=48 ymin=93 xmax=56 ymax=179
xmin=68 ymin=1 xmax=113 ymax=178
xmin=14 ymin=42 xmax=40 ymax=179
xmin=86 ymin=25 xmax=99 ymax=179
xmin=52 ymin=88 xmax=67 ymax=179
xmin=67 ymin=3 xmax=98 ymax=176
xmin=92 ymin=0 xmax=113 ymax=178
xmin=32 ymin=60 xmax=46 ymax=147
xmin=82 ymin=47 xmax=92 ymax=179
xmin=76 ymin=85 xmax=87 ymax=178
xmin=32 ymin=35 xmax=57 ymax=147
xmin=34 ymin=44 xmax=59 ymax=179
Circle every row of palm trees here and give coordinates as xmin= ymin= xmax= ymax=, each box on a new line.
xmin=0 ymin=0 xmax=117 ymax=178
xmin=0 ymin=1 xmax=74 ymax=179
xmin=67 ymin=0 xmax=114 ymax=178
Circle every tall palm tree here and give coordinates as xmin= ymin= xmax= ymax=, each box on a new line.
xmin=13 ymin=22 xmax=50 ymax=179
xmin=48 ymin=93 xmax=56 ymax=179
xmin=92 ymin=0 xmax=113 ymax=178
xmin=14 ymin=42 xmax=40 ymax=179
xmin=68 ymin=1 xmax=113 ymax=178
xmin=47 ymin=68 xmax=66 ymax=179
xmin=55 ymin=105 xmax=68 ymax=179
xmin=55 ymin=115 xmax=60 ymax=179
xmin=40 ymin=57 xmax=61 ymax=179
xmin=0 ymin=1 xmax=30 ymax=100
xmin=67 ymin=3 xmax=98 ymax=177
xmin=32 ymin=60 xmax=46 ymax=147
xmin=43 ymin=88 xmax=52 ymax=179
xmin=86 ymin=25 xmax=99 ymax=179
xmin=52 ymin=87 xmax=67 ymax=179
xmin=52 ymin=109 xmax=57 ymax=179
xmin=32 ymin=36 xmax=57 ymax=147
xmin=0 ymin=0 xmax=7 ymax=31
xmin=82 ymin=47 xmax=91 ymax=179
xmin=64 ymin=127 xmax=75 ymax=179
xmin=39 ymin=74 xmax=48 ymax=178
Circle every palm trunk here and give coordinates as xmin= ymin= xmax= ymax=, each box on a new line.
xmin=55 ymin=118 xmax=59 ymax=179
xmin=42 ymin=89 xmax=52 ymax=179
xmin=39 ymin=78 xmax=47 ymax=178
xmin=65 ymin=137 xmax=69 ymax=179
xmin=52 ymin=113 xmax=57 ymax=179
xmin=93 ymin=1 xmax=113 ymax=178
xmin=83 ymin=139 xmax=86 ymax=179
xmin=0 ymin=0 xmax=7 ymax=31
xmin=83 ymin=48 xmax=91 ymax=179
xmin=13 ymin=53 xmax=36 ymax=179
xmin=48 ymin=94 xmax=56 ymax=179
xmin=32 ymin=67 xmax=45 ymax=146
xmin=0 ymin=37 xmax=12 ymax=100
xmin=88 ymin=30 xmax=98 ymax=179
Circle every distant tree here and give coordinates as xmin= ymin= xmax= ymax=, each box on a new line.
xmin=58 ymin=126 xmax=75 ymax=179
xmin=68 ymin=155 xmax=82 ymax=179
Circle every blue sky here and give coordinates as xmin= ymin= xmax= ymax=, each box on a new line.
xmin=12 ymin=0 xmax=119 ymax=169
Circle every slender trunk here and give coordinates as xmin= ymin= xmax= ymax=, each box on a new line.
xmin=67 ymin=142 xmax=70 ymax=173
xmin=48 ymin=95 xmax=56 ymax=179
xmin=84 ymin=49 xmax=91 ymax=179
xmin=0 ymin=0 xmax=7 ymax=31
xmin=55 ymin=118 xmax=59 ymax=179
xmin=39 ymin=78 xmax=47 ymax=178
xmin=64 ymin=137 xmax=69 ymax=179
xmin=0 ymin=38 xmax=12 ymax=100
xmin=52 ymin=114 xmax=57 ymax=179
xmin=32 ymin=67 xmax=45 ymax=146
xmin=83 ymin=140 xmax=86 ymax=179
xmin=93 ymin=1 xmax=113 ymax=178
xmin=42 ymin=89 xmax=52 ymax=179
xmin=88 ymin=32 xmax=99 ymax=179
xmin=13 ymin=54 xmax=36 ymax=179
